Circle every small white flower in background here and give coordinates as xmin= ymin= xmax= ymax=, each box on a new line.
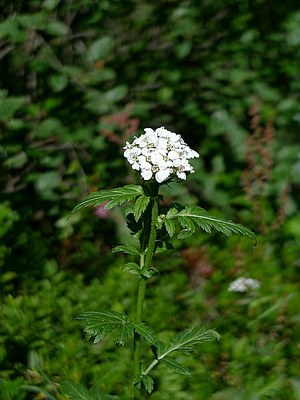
xmin=124 ymin=126 xmax=199 ymax=183
xmin=228 ymin=277 xmax=261 ymax=293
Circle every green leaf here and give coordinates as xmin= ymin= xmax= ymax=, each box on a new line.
xmin=69 ymin=185 xmax=143 ymax=218
xmin=3 ymin=151 xmax=28 ymax=169
xmin=160 ymin=358 xmax=191 ymax=376
xmin=177 ymin=229 xmax=194 ymax=239
xmin=90 ymin=387 xmax=119 ymax=400
xmin=45 ymin=21 xmax=69 ymax=36
xmin=48 ymin=74 xmax=68 ymax=92
xmin=112 ymin=244 xmax=140 ymax=256
xmin=33 ymin=117 xmax=64 ymax=139
xmin=121 ymin=262 xmax=140 ymax=275
xmin=133 ymin=194 xmax=150 ymax=221
xmin=144 ymin=328 xmax=220 ymax=379
xmin=166 ymin=206 xmax=180 ymax=218
xmin=60 ymin=381 xmax=110 ymax=400
xmin=159 ymin=327 xmax=221 ymax=357
xmin=0 ymin=92 xmax=26 ymax=122
xmin=87 ymin=36 xmax=115 ymax=62
xmin=105 ymin=85 xmax=128 ymax=103
xmin=167 ymin=205 xmax=256 ymax=243
xmin=60 ymin=381 xmax=91 ymax=400
xmin=154 ymin=241 xmax=173 ymax=254
xmin=154 ymin=327 xmax=220 ymax=362
xmin=141 ymin=266 xmax=159 ymax=278
xmin=76 ymin=311 xmax=134 ymax=345
xmin=35 ymin=171 xmax=61 ymax=194
xmin=163 ymin=218 xmax=176 ymax=237
xmin=176 ymin=215 xmax=195 ymax=232
xmin=42 ymin=0 xmax=61 ymax=11
xmin=0 ymin=19 xmax=18 ymax=39
xmin=133 ymin=322 xmax=158 ymax=345
xmin=140 ymin=374 xmax=154 ymax=394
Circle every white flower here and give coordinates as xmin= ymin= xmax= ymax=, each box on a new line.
xmin=155 ymin=168 xmax=171 ymax=183
xmin=228 ymin=277 xmax=261 ymax=293
xmin=124 ymin=126 xmax=199 ymax=183
xmin=168 ymin=150 xmax=180 ymax=160
xmin=141 ymin=168 xmax=153 ymax=180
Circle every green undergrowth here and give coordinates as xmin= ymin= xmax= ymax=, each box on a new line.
xmin=1 ymin=231 xmax=300 ymax=399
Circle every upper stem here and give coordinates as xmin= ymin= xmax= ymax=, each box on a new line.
xmin=133 ymin=182 xmax=159 ymax=399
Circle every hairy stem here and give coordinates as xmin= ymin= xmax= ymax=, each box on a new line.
xmin=133 ymin=276 xmax=147 ymax=399
xmin=133 ymin=183 xmax=159 ymax=399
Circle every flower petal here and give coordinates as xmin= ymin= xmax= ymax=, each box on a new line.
xmin=141 ymin=169 xmax=153 ymax=180
xmin=155 ymin=168 xmax=171 ymax=183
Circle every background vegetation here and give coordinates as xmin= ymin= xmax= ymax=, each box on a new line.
xmin=1 ymin=1 xmax=300 ymax=399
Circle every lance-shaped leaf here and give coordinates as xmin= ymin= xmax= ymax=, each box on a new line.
xmin=76 ymin=311 xmax=134 ymax=345
xmin=112 ymin=244 xmax=140 ymax=256
xmin=163 ymin=218 xmax=176 ymax=238
xmin=133 ymin=194 xmax=150 ymax=221
xmin=166 ymin=205 xmax=256 ymax=243
xmin=69 ymin=185 xmax=143 ymax=217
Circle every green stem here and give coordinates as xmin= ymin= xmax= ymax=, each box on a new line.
xmin=133 ymin=184 xmax=159 ymax=399
xmin=133 ymin=276 xmax=147 ymax=399
xmin=144 ymin=358 xmax=159 ymax=376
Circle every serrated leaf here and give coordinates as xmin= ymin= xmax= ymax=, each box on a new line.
xmin=112 ymin=244 xmax=140 ymax=256
xmin=133 ymin=322 xmax=158 ymax=345
xmin=60 ymin=381 xmax=91 ymax=400
xmin=166 ymin=206 xmax=181 ymax=218
xmin=121 ymin=262 xmax=140 ymax=275
xmin=133 ymin=194 xmax=150 ymax=221
xmin=164 ymin=218 xmax=176 ymax=237
xmin=76 ymin=311 xmax=134 ymax=345
xmin=167 ymin=205 xmax=256 ymax=243
xmin=160 ymin=358 xmax=191 ymax=376
xmin=140 ymin=374 xmax=154 ymax=394
xmin=177 ymin=215 xmax=195 ymax=231
xmin=158 ymin=327 xmax=220 ymax=359
xmin=177 ymin=228 xmax=194 ymax=239
xmin=144 ymin=329 xmax=220 ymax=379
xmin=69 ymin=185 xmax=143 ymax=218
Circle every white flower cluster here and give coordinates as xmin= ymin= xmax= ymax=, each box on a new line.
xmin=228 ymin=277 xmax=261 ymax=293
xmin=124 ymin=126 xmax=199 ymax=183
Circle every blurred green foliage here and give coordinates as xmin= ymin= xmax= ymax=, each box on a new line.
xmin=0 ymin=0 xmax=300 ymax=399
